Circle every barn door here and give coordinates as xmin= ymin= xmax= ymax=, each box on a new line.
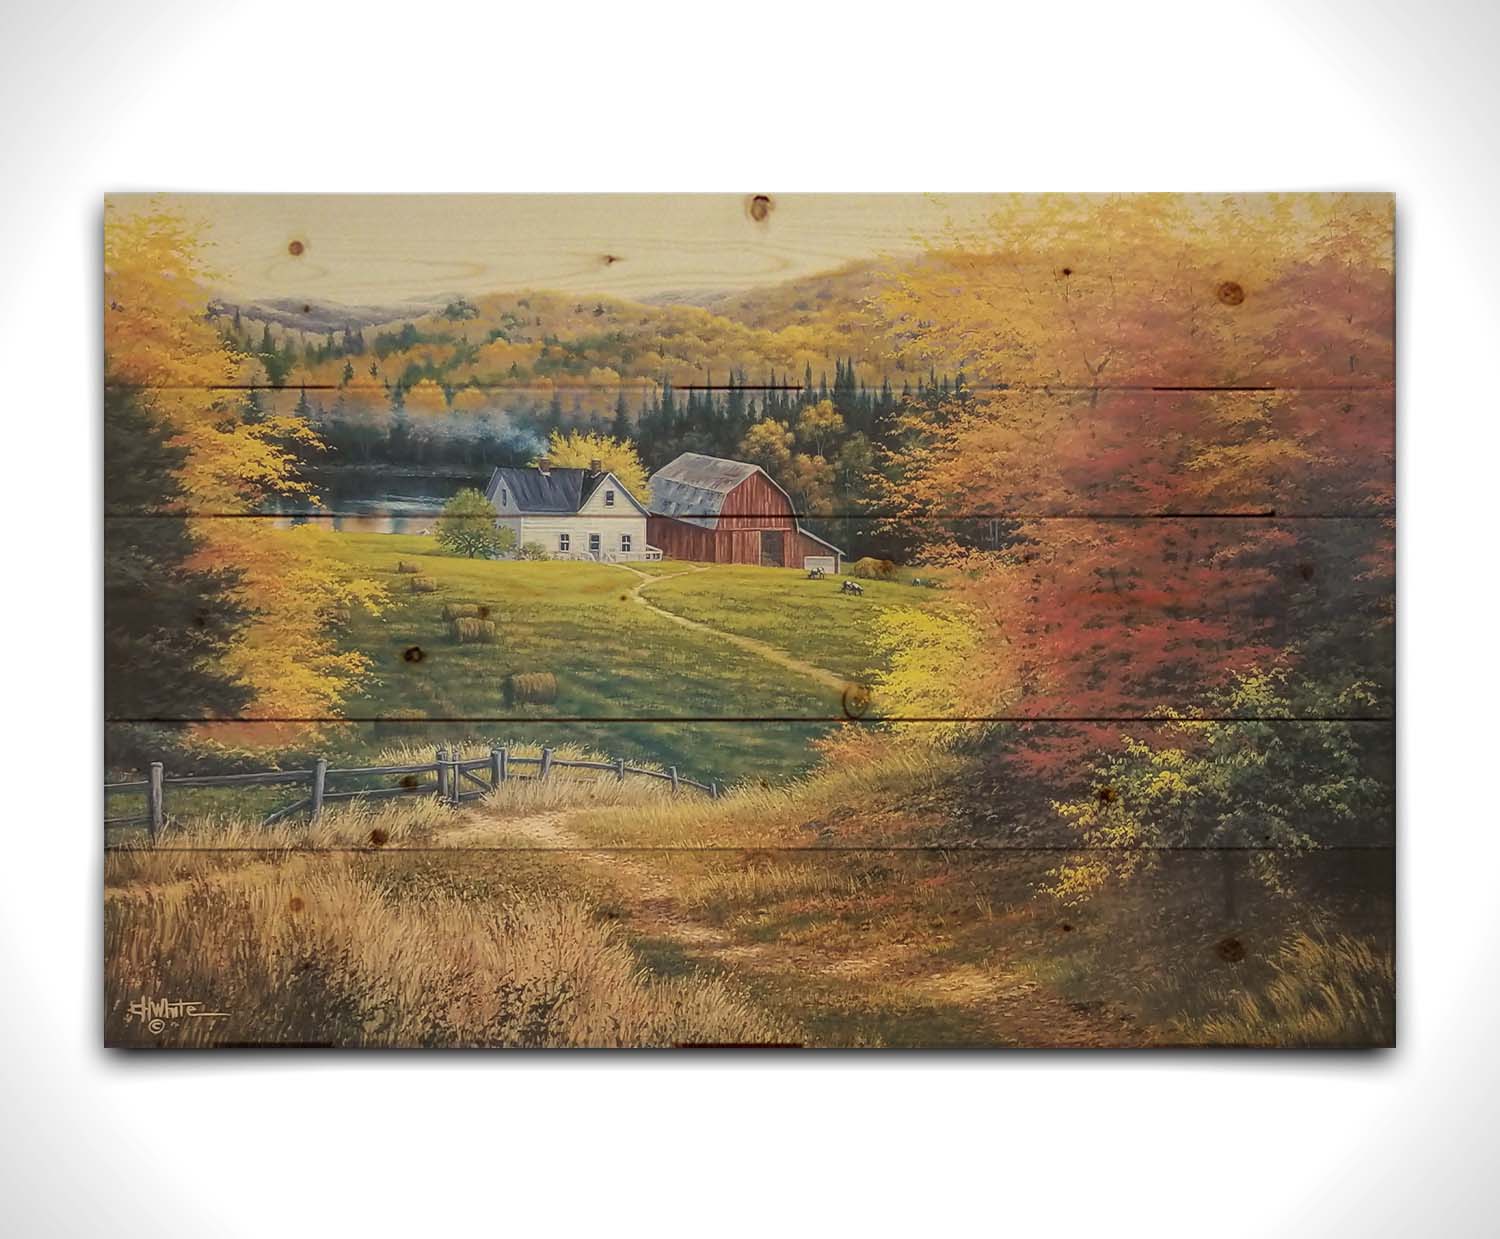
xmin=760 ymin=531 xmax=784 ymax=567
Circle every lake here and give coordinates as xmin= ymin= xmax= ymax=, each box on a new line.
xmin=267 ymin=467 xmax=491 ymax=534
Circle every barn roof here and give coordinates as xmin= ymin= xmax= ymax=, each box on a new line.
xmin=649 ymin=452 xmax=760 ymax=527
xmin=485 ymin=466 xmax=605 ymax=514
xmin=647 ymin=452 xmax=844 ymax=558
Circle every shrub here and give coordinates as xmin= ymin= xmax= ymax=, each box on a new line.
xmin=449 ymin=618 xmax=499 ymax=644
xmin=517 ymin=542 xmax=549 ymax=561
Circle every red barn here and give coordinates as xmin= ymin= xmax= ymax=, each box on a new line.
xmin=646 ymin=453 xmax=843 ymax=571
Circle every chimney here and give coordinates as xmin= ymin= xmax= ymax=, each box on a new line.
xmin=589 ymin=458 xmax=602 ymax=474
xmin=536 ymin=458 xmax=551 ymax=476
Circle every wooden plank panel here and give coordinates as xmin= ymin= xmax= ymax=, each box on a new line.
xmin=103 ymin=717 xmax=1393 ymax=853
xmin=102 ymin=385 xmax=1392 ymax=519
xmin=104 ymin=847 xmax=1393 ymax=1048
xmin=104 ymin=516 xmax=1393 ymax=723
xmin=106 ymin=192 xmax=1392 ymax=390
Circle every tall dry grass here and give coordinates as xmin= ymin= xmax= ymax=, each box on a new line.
xmin=565 ymin=745 xmax=965 ymax=848
xmin=105 ymin=853 xmax=797 ymax=1048
xmin=1186 ymin=932 xmax=1395 ymax=1047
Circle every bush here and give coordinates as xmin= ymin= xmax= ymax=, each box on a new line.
xmin=505 ymin=671 xmax=558 ymax=705
xmin=409 ymin=575 xmax=439 ymax=593
xmin=517 ymin=542 xmax=549 ymax=561
xmin=449 ymin=618 xmax=499 ymax=644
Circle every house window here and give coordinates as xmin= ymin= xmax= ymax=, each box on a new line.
xmin=588 ymin=533 xmax=601 ymax=553
xmin=558 ymin=533 xmax=570 ymax=552
xmin=500 ymin=488 xmax=508 ymax=507
xmin=605 ymin=490 xmax=616 ymax=507
xmin=620 ymin=533 xmax=632 ymax=552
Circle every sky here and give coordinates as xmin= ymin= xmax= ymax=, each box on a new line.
xmin=105 ymin=193 xmax=1002 ymax=305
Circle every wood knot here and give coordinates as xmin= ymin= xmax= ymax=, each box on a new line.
xmin=1215 ymin=936 xmax=1247 ymax=963
xmin=747 ymin=194 xmax=773 ymax=223
xmin=841 ymin=684 xmax=872 ymax=719
xmin=1217 ymin=280 xmax=1245 ymax=306
xmin=288 ymin=240 xmax=305 ymax=257
xmin=288 ymin=896 xmax=304 ymax=913
xmin=602 ymin=253 xmax=622 ymax=265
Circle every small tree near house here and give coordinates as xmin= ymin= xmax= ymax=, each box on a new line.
xmin=435 ymin=489 xmax=514 ymax=559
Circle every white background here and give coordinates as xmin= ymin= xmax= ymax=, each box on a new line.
xmin=0 ymin=1 xmax=1493 ymax=1234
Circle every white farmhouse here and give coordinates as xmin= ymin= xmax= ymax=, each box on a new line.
xmin=484 ymin=459 xmax=660 ymax=562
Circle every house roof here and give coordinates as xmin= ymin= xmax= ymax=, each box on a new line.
xmin=485 ymin=466 xmax=606 ymax=514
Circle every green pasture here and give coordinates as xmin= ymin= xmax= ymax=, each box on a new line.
xmin=328 ymin=535 xmax=907 ymax=782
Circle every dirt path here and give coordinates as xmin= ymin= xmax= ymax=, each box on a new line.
xmin=613 ymin=564 xmax=851 ymax=694
xmin=438 ymin=804 xmax=1152 ymax=1048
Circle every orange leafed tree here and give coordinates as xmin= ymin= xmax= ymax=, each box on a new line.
xmin=871 ymin=195 xmax=1394 ymax=777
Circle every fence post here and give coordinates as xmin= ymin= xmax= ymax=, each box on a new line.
xmin=310 ymin=757 xmax=328 ymax=820
xmin=710 ymin=780 xmax=719 ymax=800
xmin=540 ymin=746 xmax=553 ymax=780
xmin=490 ymin=747 xmax=503 ymax=789
xmin=147 ymin=762 xmax=164 ymax=842
xmin=435 ymin=747 xmax=447 ymax=801
xmin=669 ymin=765 xmax=680 ymax=794
xmin=616 ymin=756 xmax=625 ymax=782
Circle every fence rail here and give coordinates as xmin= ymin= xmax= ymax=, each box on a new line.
xmin=104 ymin=746 xmax=719 ymax=840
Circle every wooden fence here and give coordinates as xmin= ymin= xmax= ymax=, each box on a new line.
xmin=104 ymin=746 xmax=719 ymax=841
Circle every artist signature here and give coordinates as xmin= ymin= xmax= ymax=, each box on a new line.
xmin=124 ymin=996 xmax=229 ymax=1034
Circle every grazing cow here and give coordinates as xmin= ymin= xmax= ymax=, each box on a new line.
xmin=841 ymin=579 xmax=864 ymax=595
xmin=807 ymin=566 xmax=826 ymax=579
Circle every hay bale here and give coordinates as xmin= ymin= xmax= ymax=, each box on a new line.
xmin=504 ymin=671 xmax=557 ymax=705
xmin=441 ymin=602 xmax=486 ymax=621
xmin=850 ymin=557 xmax=894 ymax=580
xmin=409 ymin=575 xmax=439 ymax=593
xmin=395 ymin=560 xmax=421 ymax=574
xmin=449 ymin=618 xmax=499 ymax=644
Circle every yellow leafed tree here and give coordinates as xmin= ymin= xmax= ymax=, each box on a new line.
xmin=537 ymin=429 xmax=651 ymax=506
xmin=104 ymin=203 xmax=384 ymax=731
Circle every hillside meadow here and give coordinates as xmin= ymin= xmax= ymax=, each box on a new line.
xmin=321 ymin=533 xmax=935 ymax=779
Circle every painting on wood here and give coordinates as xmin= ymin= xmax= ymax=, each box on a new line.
xmin=103 ymin=193 xmax=1395 ymax=1048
